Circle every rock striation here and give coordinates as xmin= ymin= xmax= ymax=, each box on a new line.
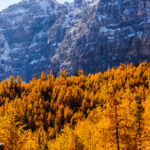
xmin=0 ymin=0 xmax=150 ymax=82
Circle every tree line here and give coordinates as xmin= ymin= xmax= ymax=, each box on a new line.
xmin=0 ymin=62 xmax=150 ymax=149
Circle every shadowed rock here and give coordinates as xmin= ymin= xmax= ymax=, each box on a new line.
xmin=0 ymin=0 xmax=150 ymax=82
xmin=0 ymin=143 xmax=5 ymax=150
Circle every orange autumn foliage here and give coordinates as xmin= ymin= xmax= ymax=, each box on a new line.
xmin=0 ymin=62 xmax=150 ymax=149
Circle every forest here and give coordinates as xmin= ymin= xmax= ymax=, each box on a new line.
xmin=0 ymin=62 xmax=150 ymax=149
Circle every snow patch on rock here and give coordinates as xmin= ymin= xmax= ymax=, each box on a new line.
xmin=0 ymin=33 xmax=10 ymax=61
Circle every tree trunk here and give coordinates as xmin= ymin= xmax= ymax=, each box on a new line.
xmin=116 ymin=124 xmax=120 ymax=150
xmin=115 ymin=100 xmax=120 ymax=150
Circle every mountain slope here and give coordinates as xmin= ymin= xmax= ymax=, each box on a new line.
xmin=0 ymin=0 xmax=150 ymax=82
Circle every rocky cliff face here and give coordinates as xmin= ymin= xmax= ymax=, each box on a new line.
xmin=0 ymin=0 xmax=150 ymax=82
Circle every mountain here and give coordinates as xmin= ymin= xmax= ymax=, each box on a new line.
xmin=0 ymin=0 xmax=150 ymax=82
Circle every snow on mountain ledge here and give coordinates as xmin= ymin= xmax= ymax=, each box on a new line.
xmin=0 ymin=33 xmax=10 ymax=61
xmin=35 ymin=0 xmax=56 ymax=12
xmin=20 ymin=0 xmax=58 ymax=13
xmin=0 ymin=0 xmax=150 ymax=82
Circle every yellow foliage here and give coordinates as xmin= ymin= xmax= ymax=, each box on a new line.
xmin=0 ymin=62 xmax=150 ymax=149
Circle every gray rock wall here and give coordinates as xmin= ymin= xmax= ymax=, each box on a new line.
xmin=0 ymin=0 xmax=150 ymax=82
